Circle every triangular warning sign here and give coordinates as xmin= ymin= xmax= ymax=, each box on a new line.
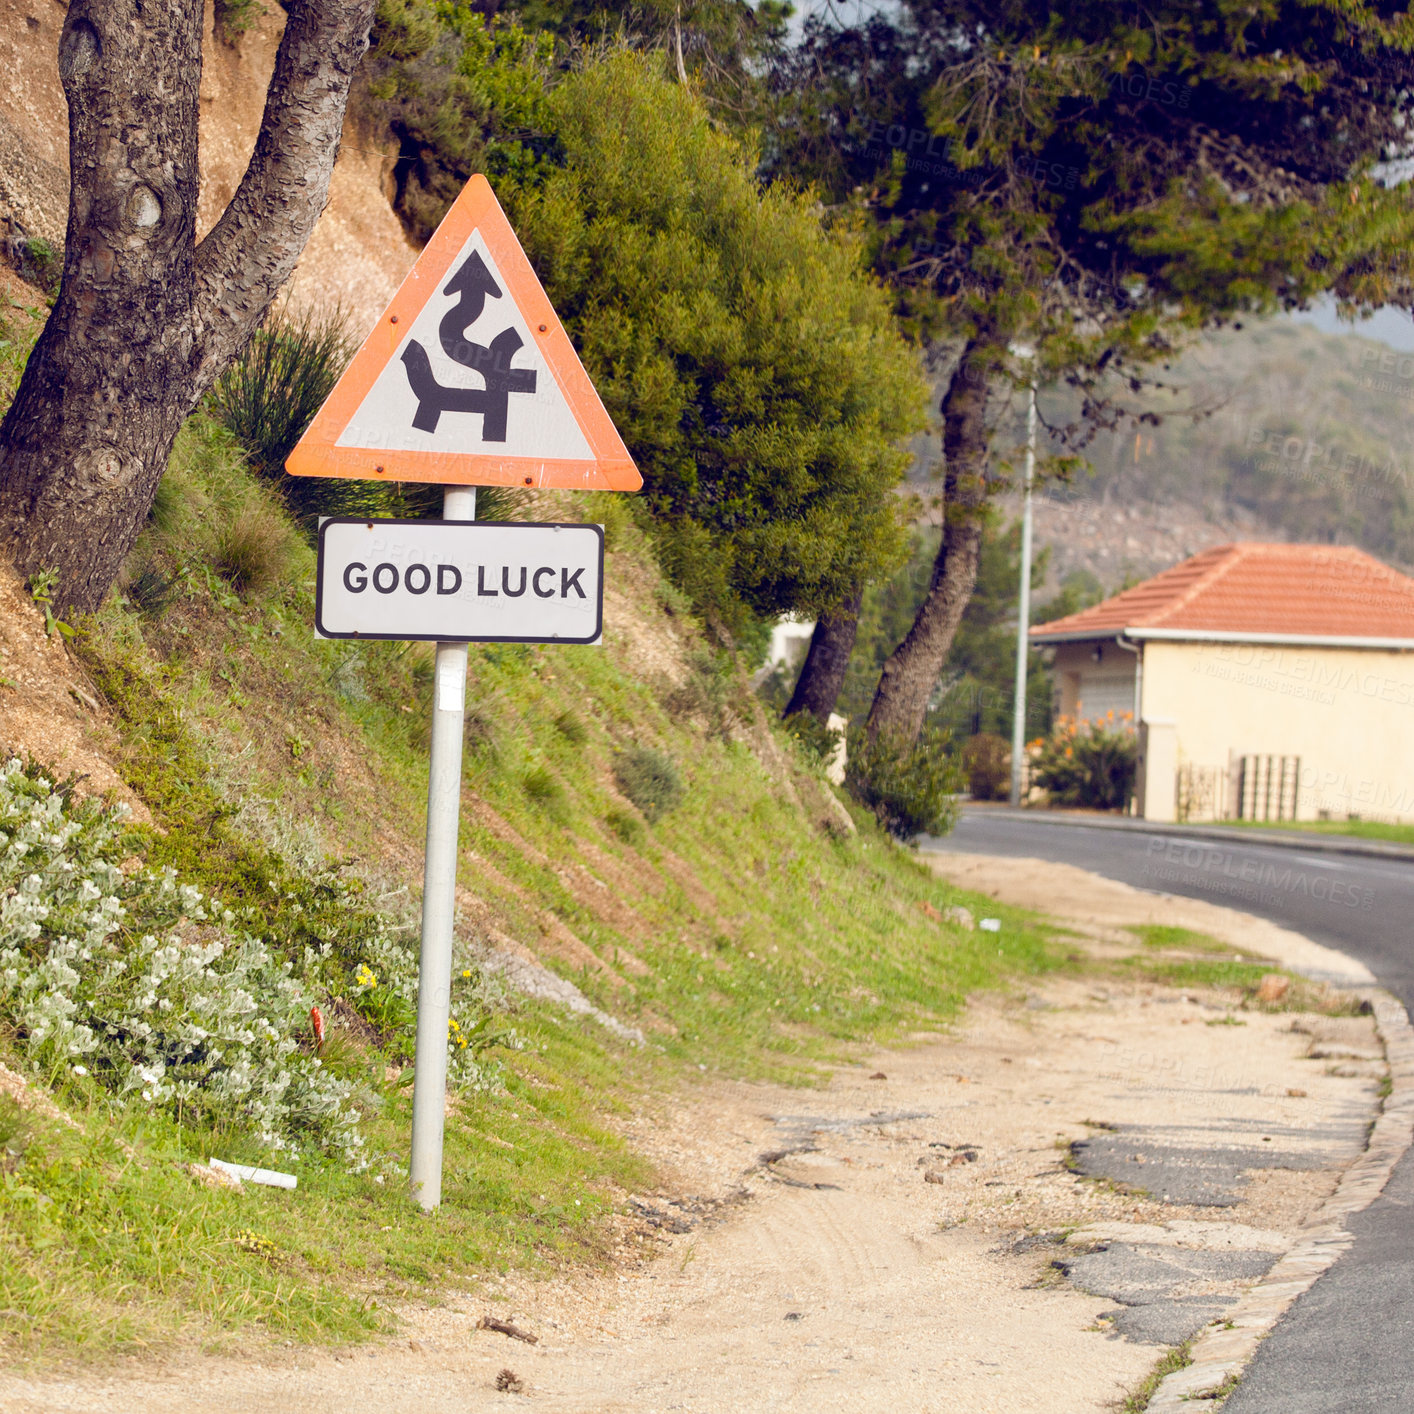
xmin=285 ymin=175 xmax=640 ymax=491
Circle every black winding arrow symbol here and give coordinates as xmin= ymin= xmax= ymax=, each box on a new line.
xmin=400 ymin=250 xmax=538 ymax=439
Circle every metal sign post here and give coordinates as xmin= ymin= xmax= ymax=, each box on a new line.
xmin=409 ymin=484 xmax=474 ymax=1210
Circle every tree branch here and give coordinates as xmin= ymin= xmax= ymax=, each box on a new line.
xmin=191 ymin=0 xmax=376 ymax=393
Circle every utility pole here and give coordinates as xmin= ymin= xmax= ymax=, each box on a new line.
xmin=1010 ymin=375 xmax=1037 ymax=807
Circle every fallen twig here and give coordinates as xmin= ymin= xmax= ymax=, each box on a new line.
xmin=478 ymin=1315 xmax=538 ymax=1345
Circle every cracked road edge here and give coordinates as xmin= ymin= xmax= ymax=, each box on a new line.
xmin=1145 ymin=987 xmax=1414 ymax=1411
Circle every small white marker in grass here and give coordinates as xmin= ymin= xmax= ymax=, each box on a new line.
xmin=209 ymin=1158 xmax=298 ymax=1190
xmin=979 ymin=918 xmax=1002 ymax=933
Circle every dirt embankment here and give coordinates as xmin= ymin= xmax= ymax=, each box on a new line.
xmin=0 ymin=0 xmax=414 ymax=329
xmin=0 ymin=554 xmax=145 ymax=816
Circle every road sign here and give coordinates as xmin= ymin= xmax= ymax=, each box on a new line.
xmin=315 ymin=518 xmax=603 ymax=643
xmin=285 ymin=175 xmax=639 ymax=491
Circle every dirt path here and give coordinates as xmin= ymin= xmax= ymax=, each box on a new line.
xmin=0 ymin=867 xmax=1386 ymax=1414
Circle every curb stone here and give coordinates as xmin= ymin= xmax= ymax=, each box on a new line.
xmin=1144 ymin=989 xmax=1414 ymax=1410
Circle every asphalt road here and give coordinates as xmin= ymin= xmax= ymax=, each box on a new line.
xmin=922 ymin=810 xmax=1414 ymax=1413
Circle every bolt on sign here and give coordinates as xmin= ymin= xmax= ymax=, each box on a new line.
xmin=286 ymin=176 xmax=639 ymax=1212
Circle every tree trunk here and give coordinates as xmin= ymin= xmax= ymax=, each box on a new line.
xmin=0 ymin=0 xmax=376 ymax=616
xmin=784 ymin=589 xmax=862 ymax=723
xmin=866 ymin=337 xmax=996 ymax=743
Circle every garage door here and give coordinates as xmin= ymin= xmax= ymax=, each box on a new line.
xmin=1075 ymin=672 xmax=1135 ymax=723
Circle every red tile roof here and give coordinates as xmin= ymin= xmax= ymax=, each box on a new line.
xmin=1032 ymin=543 xmax=1414 ymax=644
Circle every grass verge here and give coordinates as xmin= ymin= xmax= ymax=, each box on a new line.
xmin=1226 ymin=818 xmax=1414 ymax=848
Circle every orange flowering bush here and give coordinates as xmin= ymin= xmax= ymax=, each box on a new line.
xmin=1030 ymin=712 xmax=1136 ymax=811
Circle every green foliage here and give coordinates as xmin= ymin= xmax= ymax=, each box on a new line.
xmin=1121 ymin=1343 xmax=1194 ymax=1414
xmin=123 ymin=568 xmax=181 ymax=618
xmin=962 ymin=731 xmax=1010 ymax=801
xmin=14 ymin=236 xmax=60 ymax=296
xmin=845 ymin=726 xmax=962 ymax=840
xmin=612 ymin=744 xmax=684 ymax=822
xmin=1031 ymin=714 xmax=1137 ymax=811
xmin=498 ymin=52 xmax=926 ymax=633
xmin=366 ymin=32 xmax=927 ymax=634
xmin=391 ymin=482 xmax=529 ymax=522
xmin=366 ymin=2 xmax=790 ymax=239
xmin=349 ymin=962 xmax=416 ymax=1038
xmin=12 ymin=408 xmax=1067 ymax=1352
xmin=208 ymin=499 xmax=299 ymax=599
xmin=213 ymin=0 xmax=261 ymax=42
xmin=663 ymin=648 xmax=746 ymax=741
xmin=365 ymin=8 xmax=558 ymax=242
xmin=553 ymin=709 xmax=589 ymax=745
xmin=781 ymin=711 xmax=843 ymax=768
xmin=1229 ymin=817 xmax=1414 ymax=847
xmin=369 ymin=0 xmax=438 ymax=66
xmin=835 ymin=516 xmax=1071 ymax=735
xmin=603 ymin=805 xmax=645 ymax=844
xmin=0 ymin=301 xmax=41 ymax=410
xmin=522 ymin=763 xmax=565 ymax=809
xmin=0 ymin=1010 xmax=648 ymax=1355
xmin=208 ymin=307 xmax=373 ymax=527
xmin=25 ymin=569 xmax=74 ymax=640
xmin=73 ymin=636 xmax=506 ymax=1102
xmin=0 ymin=761 xmax=365 ymax=1163
xmin=127 ymin=416 xmax=309 ymax=614
xmin=1127 ymin=925 xmax=1232 ymax=955
xmin=772 ymin=1 xmax=1414 ymax=442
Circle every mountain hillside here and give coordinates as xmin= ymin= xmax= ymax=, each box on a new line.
xmin=1026 ymin=319 xmax=1414 ymax=591
xmin=899 ymin=318 xmax=1414 ymax=598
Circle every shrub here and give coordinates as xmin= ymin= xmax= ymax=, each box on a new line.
xmin=845 ymin=726 xmax=963 ymax=841
xmin=782 ymin=711 xmax=844 ymax=769
xmin=0 ymin=762 xmax=364 ymax=1164
xmin=552 ymin=710 xmax=588 ymax=746
xmin=1031 ymin=714 xmax=1137 ymax=810
xmin=501 ymin=48 xmax=927 ymax=633
xmin=613 ymin=746 xmax=684 ymax=823
xmin=15 ymin=236 xmax=61 ymax=295
xmin=522 ymin=765 xmax=564 ymax=809
xmin=963 ymin=732 xmax=1011 ymax=801
xmin=663 ymin=649 xmax=741 ymax=741
xmin=124 ymin=567 xmax=182 ymax=618
xmin=208 ymin=306 xmax=384 ymax=527
xmin=214 ymin=0 xmax=262 ymax=43
xmin=391 ymin=482 xmax=529 ymax=522
xmin=604 ymin=807 xmax=645 ymax=845
xmin=210 ymin=499 xmax=299 ymax=598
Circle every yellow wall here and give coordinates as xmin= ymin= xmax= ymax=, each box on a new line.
xmin=1141 ymin=639 xmax=1414 ymax=822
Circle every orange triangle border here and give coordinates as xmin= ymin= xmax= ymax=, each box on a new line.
xmin=285 ymin=175 xmax=640 ymax=492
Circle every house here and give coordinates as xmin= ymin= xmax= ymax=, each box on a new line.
xmin=1029 ymin=543 xmax=1414 ymax=823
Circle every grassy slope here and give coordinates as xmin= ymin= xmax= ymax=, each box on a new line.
xmin=1 ymin=413 xmax=1062 ymax=1358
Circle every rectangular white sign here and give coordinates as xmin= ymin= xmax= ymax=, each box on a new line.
xmin=315 ymin=518 xmax=603 ymax=643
